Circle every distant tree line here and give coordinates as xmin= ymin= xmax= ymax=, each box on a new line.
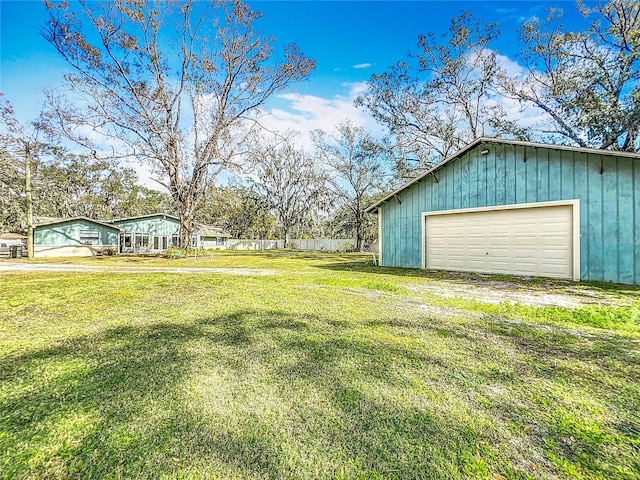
xmin=0 ymin=0 xmax=637 ymax=249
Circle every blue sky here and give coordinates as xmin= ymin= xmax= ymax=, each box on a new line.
xmin=0 ymin=0 xmax=589 ymax=185
xmin=1 ymin=1 xmax=589 ymax=122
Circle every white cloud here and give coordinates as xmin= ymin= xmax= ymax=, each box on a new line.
xmin=352 ymin=63 xmax=372 ymax=69
xmin=258 ymin=85 xmax=384 ymax=149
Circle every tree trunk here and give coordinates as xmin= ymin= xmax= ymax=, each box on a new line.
xmin=282 ymin=221 xmax=290 ymax=249
xmin=177 ymin=200 xmax=195 ymax=250
xmin=25 ymin=145 xmax=34 ymax=259
xmin=354 ymin=211 xmax=363 ymax=252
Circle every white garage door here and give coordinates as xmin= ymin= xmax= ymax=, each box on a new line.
xmin=425 ymin=202 xmax=578 ymax=280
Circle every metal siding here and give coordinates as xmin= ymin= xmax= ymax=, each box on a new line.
xmin=505 ymin=145 xmax=517 ymax=205
xmin=635 ymin=159 xmax=640 ymax=284
xmin=586 ymin=154 xmax=604 ymax=281
xmin=515 ymin=147 xmax=529 ymax=204
xmin=378 ymin=144 xmax=640 ymax=284
xmin=602 ymin=159 xmax=619 ymax=282
xmin=618 ymin=157 xmax=635 ymax=284
xmin=529 ymin=147 xmax=540 ymax=203
xmin=573 ymin=154 xmax=590 ymax=281
xmin=561 ymin=150 xmax=575 ymax=200
xmin=537 ymin=149 xmax=550 ymax=201
xmin=495 ymin=145 xmax=506 ymax=206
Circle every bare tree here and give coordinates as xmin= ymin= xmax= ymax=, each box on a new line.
xmin=498 ymin=0 xmax=640 ymax=151
xmin=356 ymin=13 xmax=528 ymax=176
xmin=250 ymin=135 xmax=327 ymax=248
xmin=313 ymin=121 xmax=385 ymax=251
xmin=41 ymin=0 xmax=315 ymax=248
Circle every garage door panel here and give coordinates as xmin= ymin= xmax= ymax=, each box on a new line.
xmin=425 ymin=204 xmax=575 ymax=279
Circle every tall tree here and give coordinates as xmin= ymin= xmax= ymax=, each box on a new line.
xmin=0 ymin=94 xmax=49 ymax=255
xmin=313 ymin=121 xmax=386 ymax=251
xmin=356 ymin=13 xmax=528 ymax=177
xmin=198 ymin=185 xmax=276 ymax=239
xmin=250 ymin=136 xmax=327 ymax=248
xmin=34 ymin=155 xmax=172 ymax=220
xmin=499 ymin=0 xmax=640 ymax=151
xmin=41 ymin=0 xmax=315 ymax=248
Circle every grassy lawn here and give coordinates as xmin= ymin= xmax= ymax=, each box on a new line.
xmin=1 ymin=251 xmax=639 ymax=479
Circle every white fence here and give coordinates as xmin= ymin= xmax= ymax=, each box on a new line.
xmin=226 ymin=238 xmax=378 ymax=252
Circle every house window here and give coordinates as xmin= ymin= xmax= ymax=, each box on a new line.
xmin=171 ymin=234 xmax=179 ymax=247
xmin=216 ymin=237 xmax=225 ymax=245
xmin=153 ymin=235 xmax=168 ymax=250
xmin=123 ymin=233 xmax=132 ymax=248
xmin=192 ymin=236 xmax=198 ymax=247
xmin=80 ymin=230 xmax=99 ymax=245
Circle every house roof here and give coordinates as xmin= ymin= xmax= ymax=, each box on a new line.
xmin=111 ymin=213 xmax=180 ymax=223
xmin=34 ymin=216 xmax=123 ymax=231
xmin=196 ymin=224 xmax=232 ymax=238
xmin=365 ymin=137 xmax=640 ymax=213
xmin=0 ymin=233 xmax=27 ymax=240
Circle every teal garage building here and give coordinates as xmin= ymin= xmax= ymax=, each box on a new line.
xmin=366 ymin=138 xmax=640 ymax=285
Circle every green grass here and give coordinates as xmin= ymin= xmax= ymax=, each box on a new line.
xmin=1 ymin=251 xmax=639 ymax=479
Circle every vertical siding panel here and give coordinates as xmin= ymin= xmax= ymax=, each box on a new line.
xmin=561 ymin=150 xmax=576 ymax=200
xmin=617 ymin=157 xmax=634 ymax=284
xmin=525 ymin=146 xmax=538 ymax=203
xmin=428 ymin=175 xmax=435 ymax=212
xmin=515 ymin=145 xmax=529 ymax=204
xmin=548 ymin=150 xmax=562 ymax=200
xmin=537 ymin=148 xmax=550 ymax=202
xmin=587 ymin=154 xmax=604 ymax=281
xmin=494 ymin=145 xmax=506 ymax=206
xmin=444 ymin=164 xmax=453 ymax=210
xmin=461 ymin=154 xmax=471 ymax=208
xmin=602 ymin=158 xmax=619 ymax=282
xmin=477 ymin=150 xmax=487 ymax=208
xmin=469 ymin=151 xmax=478 ymax=208
xmin=505 ymin=144 xmax=517 ymax=205
xmin=573 ymin=154 xmax=589 ymax=281
xmin=635 ymin=159 xmax=640 ymax=284
xmin=410 ymin=186 xmax=420 ymax=267
xmin=453 ymin=156 xmax=460 ymax=209
xmin=401 ymin=188 xmax=408 ymax=268
xmin=486 ymin=148 xmax=497 ymax=207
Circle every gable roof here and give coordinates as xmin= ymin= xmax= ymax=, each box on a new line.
xmin=366 ymin=137 xmax=640 ymax=213
xmin=196 ymin=224 xmax=232 ymax=238
xmin=34 ymin=216 xmax=123 ymax=231
xmin=0 ymin=233 xmax=27 ymax=240
xmin=110 ymin=213 xmax=180 ymax=223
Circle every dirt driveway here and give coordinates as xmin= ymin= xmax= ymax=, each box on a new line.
xmin=0 ymin=262 xmax=276 ymax=276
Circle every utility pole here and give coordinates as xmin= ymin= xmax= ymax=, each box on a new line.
xmin=25 ymin=142 xmax=34 ymax=258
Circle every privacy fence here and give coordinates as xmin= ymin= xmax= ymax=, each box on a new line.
xmin=226 ymin=239 xmax=378 ymax=253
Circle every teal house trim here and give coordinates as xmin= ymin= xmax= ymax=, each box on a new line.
xmin=367 ymin=138 xmax=640 ymax=285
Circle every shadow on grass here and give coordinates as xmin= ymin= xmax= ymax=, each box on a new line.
xmin=318 ymin=262 xmax=640 ymax=295
xmin=2 ymin=308 xmax=639 ymax=479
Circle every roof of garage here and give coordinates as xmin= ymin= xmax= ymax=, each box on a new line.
xmin=365 ymin=137 xmax=640 ymax=213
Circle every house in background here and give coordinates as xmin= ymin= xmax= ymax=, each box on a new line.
xmin=196 ymin=224 xmax=232 ymax=250
xmin=32 ymin=213 xmax=231 ymax=257
xmin=366 ymin=137 xmax=640 ymax=285
xmin=0 ymin=233 xmax=27 ymax=258
xmin=33 ymin=217 xmax=121 ymax=258
xmin=112 ymin=213 xmax=180 ymax=253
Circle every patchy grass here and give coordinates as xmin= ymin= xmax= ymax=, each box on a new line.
xmin=1 ymin=251 xmax=639 ymax=479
